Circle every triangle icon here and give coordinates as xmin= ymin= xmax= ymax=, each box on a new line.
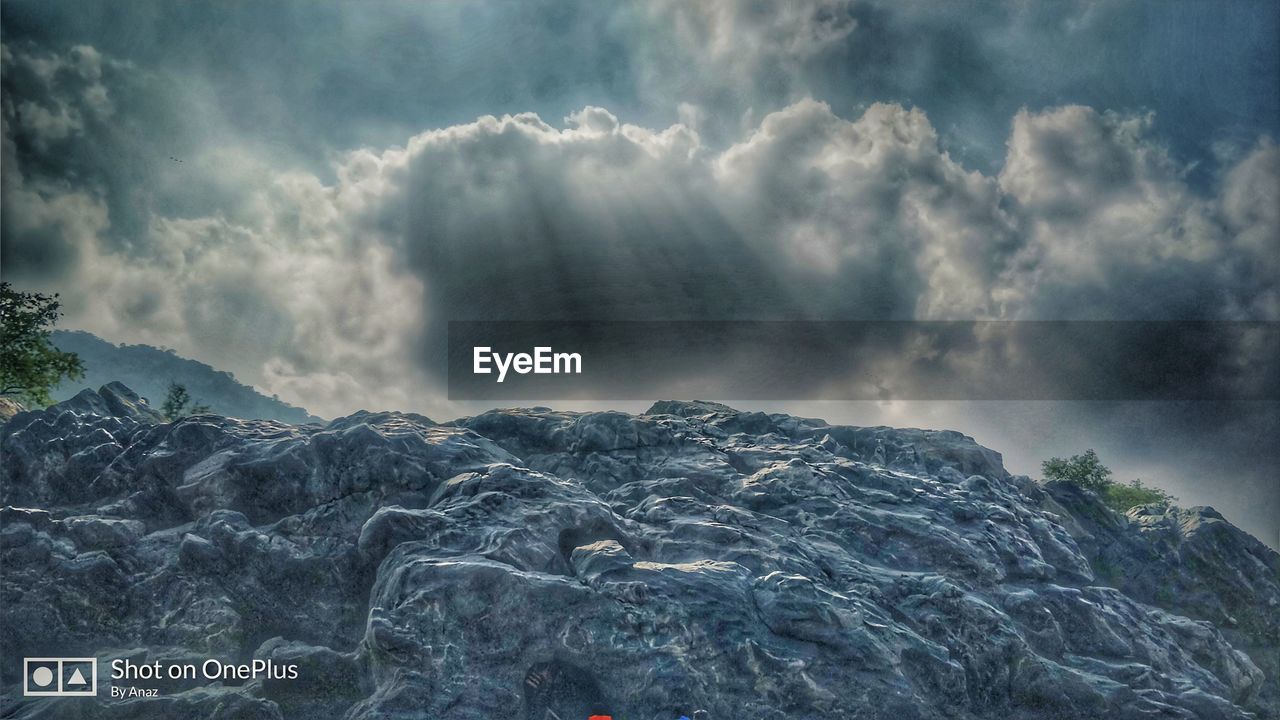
xmin=67 ymin=668 xmax=87 ymax=685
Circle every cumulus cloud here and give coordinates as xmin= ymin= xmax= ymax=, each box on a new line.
xmin=715 ymin=100 xmax=1019 ymax=319
xmin=1 ymin=134 xmax=108 ymax=283
xmin=5 ymin=42 xmax=1276 ymax=419
xmin=995 ymin=107 xmax=1228 ymax=320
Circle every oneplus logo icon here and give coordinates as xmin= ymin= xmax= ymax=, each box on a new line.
xmin=23 ymin=658 xmax=97 ymax=696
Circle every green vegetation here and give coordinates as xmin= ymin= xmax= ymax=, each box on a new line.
xmin=1041 ymin=448 xmax=1111 ymax=492
xmin=1105 ymin=478 xmax=1178 ymax=513
xmin=161 ymin=382 xmax=211 ymax=421
xmin=0 ymin=283 xmax=85 ymax=406
xmin=1042 ymin=449 xmax=1177 ymax=513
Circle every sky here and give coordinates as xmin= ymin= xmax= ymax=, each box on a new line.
xmin=1 ymin=0 xmax=1277 ymax=545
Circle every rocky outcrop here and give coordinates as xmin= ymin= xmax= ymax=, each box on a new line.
xmin=1 ymin=387 xmax=1276 ymax=719
xmin=1043 ymin=481 xmax=1280 ymax=713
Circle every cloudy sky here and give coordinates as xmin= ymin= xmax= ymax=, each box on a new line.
xmin=2 ymin=1 xmax=1277 ymax=543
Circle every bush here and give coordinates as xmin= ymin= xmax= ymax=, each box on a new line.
xmin=1042 ymin=449 xmax=1176 ymax=514
xmin=1102 ymin=479 xmax=1177 ymax=514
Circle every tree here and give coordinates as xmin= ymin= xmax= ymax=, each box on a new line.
xmin=1043 ymin=449 xmax=1177 ymax=513
xmin=0 ymin=282 xmax=85 ymax=406
xmin=161 ymin=382 xmax=211 ymax=421
xmin=1041 ymin=449 xmax=1112 ymax=492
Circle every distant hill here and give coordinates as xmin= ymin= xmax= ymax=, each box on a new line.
xmin=49 ymin=330 xmax=322 ymax=424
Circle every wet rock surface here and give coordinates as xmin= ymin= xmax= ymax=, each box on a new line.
xmin=2 ymin=386 xmax=1276 ymax=719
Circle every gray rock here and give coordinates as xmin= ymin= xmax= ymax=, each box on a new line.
xmin=1044 ymin=480 xmax=1280 ymax=713
xmin=1 ymin=388 xmax=1275 ymax=719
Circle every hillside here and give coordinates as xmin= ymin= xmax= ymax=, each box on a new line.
xmin=49 ymin=330 xmax=321 ymax=424
xmin=1 ymin=386 xmax=1275 ymax=719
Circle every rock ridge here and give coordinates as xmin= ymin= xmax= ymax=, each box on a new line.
xmin=1 ymin=388 xmax=1276 ymax=719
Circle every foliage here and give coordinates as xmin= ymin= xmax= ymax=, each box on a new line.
xmin=1041 ymin=449 xmax=1112 ymax=492
xmin=161 ymin=381 xmax=211 ymax=421
xmin=1102 ymin=479 xmax=1177 ymax=514
xmin=0 ymin=283 xmax=85 ymax=406
xmin=1043 ymin=448 xmax=1176 ymax=513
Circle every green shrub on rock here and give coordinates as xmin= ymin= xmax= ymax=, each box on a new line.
xmin=1042 ymin=449 xmax=1176 ymax=513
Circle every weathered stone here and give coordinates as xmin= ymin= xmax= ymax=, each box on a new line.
xmin=1 ymin=388 xmax=1275 ymax=719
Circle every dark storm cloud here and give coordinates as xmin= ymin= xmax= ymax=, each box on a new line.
xmin=4 ymin=0 xmax=1276 ymax=169
xmin=0 ymin=1 xmax=642 ymax=167
xmin=0 ymin=42 xmax=194 ymax=248
xmin=1 ymin=44 xmax=108 ymax=279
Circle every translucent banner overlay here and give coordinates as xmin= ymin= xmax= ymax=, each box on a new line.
xmin=446 ymin=321 xmax=1279 ymax=401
